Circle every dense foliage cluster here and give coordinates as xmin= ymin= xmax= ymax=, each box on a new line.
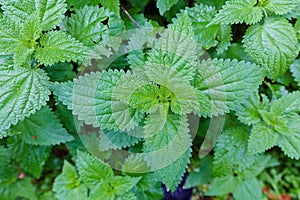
xmin=0 ymin=0 xmax=299 ymax=199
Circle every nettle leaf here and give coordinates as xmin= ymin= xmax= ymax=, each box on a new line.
xmin=262 ymin=0 xmax=299 ymax=15
xmin=195 ymin=59 xmax=264 ymax=116
xmin=145 ymin=65 xmax=199 ymax=115
xmin=243 ymin=17 xmax=299 ymax=78
xmin=99 ymin=0 xmax=120 ymax=16
xmin=66 ymin=0 xmax=102 ymax=10
xmin=206 ymin=175 xmax=242 ymax=196
xmin=0 ymin=17 xmax=39 ymax=66
xmin=8 ymin=137 xmax=51 ymax=178
xmin=113 ymin=72 xmax=160 ymax=113
xmin=290 ymin=59 xmax=300 ymax=86
xmin=95 ymin=70 xmax=143 ymax=131
xmin=65 ymin=6 xmax=110 ymax=47
xmin=11 ymin=106 xmax=74 ymax=145
xmin=284 ymin=2 xmax=300 ymax=19
xmin=232 ymin=178 xmax=262 ymax=200
xmin=248 ymin=123 xmax=278 ymax=154
xmin=109 ymin=176 xmax=140 ymax=196
xmin=270 ymin=91 xmax=300 ymax=116
xmin=35 ymin=31 xmax=89 ymax=66
xmin=53 ymin=161 xmax=88 ymax=200
xmin=98 ymin=129 xmax=140 ymax=150
xmin=72 ymin=72 xmax=102 ymax=127
xmin=130 ymin=84 xmax=160 ymax=113
xmin=36 ymin=0 xmax=67 ymax=30
xmin=89 ymin=177 xmax=139 ymax=200
xmin=76 ymin=150 xmax=113 ymax=187
xmin=0 ymin=0 xmax=36 ymax=22
xmin=113 ymin=72 xmax=146 ymax=104
xmin=234 ymin=93 xmax=269 ymax=125
xmin=209 ymin=0 xmax=263 ymax=25
xmin=0 ymin=65 xmax=50 ymax=132
xmin=277 ymin=116 xmax=300 ymax=159
xmin=157 ymin=0 xmax=178 ymax=15
xmin=213 ymin=127 xmax=257 ymax=177
xmin=208 ymin=128 xmax=268 ymax=199
xmin=1 ymin=0 xmax=66 ymax=30
xmin=195 ymin=89 xmax=212 ymax=117
xmin=143 ymin=114 xmax=192 ymax=191
xmin=53 ymin=81 xmax=74 ymax=110
xmin=143 ymin=107 xmax=168 ymax=136
xmin=147 ymin=13 xmax=198 ymax=82
xmin=156 ymin=149 xmax=191 ymax=192
xmin=185 ymin=4 xmax=232 ymax=53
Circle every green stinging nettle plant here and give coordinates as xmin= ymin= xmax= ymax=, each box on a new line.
xmin=0 ymin=0 xmax=299 ymax=199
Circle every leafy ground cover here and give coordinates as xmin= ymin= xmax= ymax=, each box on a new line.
xmin=0 ymin=0 xmax=300 ymax=199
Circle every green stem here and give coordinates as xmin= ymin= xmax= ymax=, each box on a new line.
xmin=33 ymin=63 xmax=41 ymax=70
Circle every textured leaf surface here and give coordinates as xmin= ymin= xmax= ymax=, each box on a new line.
xmin=232 ymin=178 xmax=262 ymax=200
xmin=234 ymin=93 xmax=269 ymax=125
xmin=270 ymin=91 xmax=300 ymax=116
xmin=65 ymin=6 xmax=109 ymax=47
xmin=35 ymin=31 xmax=89 ymax=66
xmin=243 ymin=17 xmax=299 ymax=78
xmin=143 ymin=114 xmax=192 ymax=191
xmin=284 ymin=2 xmax=300 ymax=18
xmin=98 ymin=129 xmax=140 ymax=150
xmin=0 ymin=0 xmax=36 ymax=22
xmin=53 ymin=81 xmax=74 ymax=110
xmin=195 ymin=59 xmax=264 ymax=116
xmin=157 ymin=0 xmax=178 ymax=15
xmin=206 ymin=175 xmax=241 ymax=196
xmin=72 ymin=72 xmax=102 ymax=127
xmin=248 ymin=123 xmax=278 ymax=154
xmin=1 ymin=0 xmax=66 ymax=30
xmin=89 ymin=178 xmax=139 ymax=200
xmin=290 ymin=59 xmax=300 ymax=86
xmin=0 ymin=65 xmax=50 ymax=132
xmin=95 ymin=70 xmax=142 ymax=131
xmin=53 ymin=161 xmax=88 ymax=200
xmin=113 ymin=73 xmax=160 ymax=113
xmin=8 ymin=137 xmax=51 ymax=178
xmin=76 ymin=150 xmax=113 ymax=187
xmin=209 ymin=0 xmax=263 ymax=25
xmin=185 ymin=4 xmax=232 ymax=53
xmin=147 ymin=13 xmax=197 ymax=81
xmin=0 ymin=17 xmax=37 ymax=66
xmin=145 ymin=65 xmax=199 ymax=114
xmin=277 ymin=117 xmax=300 ymax=159
xmin=99 ymin=0 xmax=120 ymax=16
xmin=213 ymin=127 xmax=257 ymax=177
xmin=36 ymin=0 xmax=67 ymax=30
xmin=12 ymin=106 xmax=74 ymax=145
xmin=263 ymin=0 xmax=299 ymax=15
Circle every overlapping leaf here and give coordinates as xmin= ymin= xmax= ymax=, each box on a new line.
xmin=185 ymin=4 xmax=232 ymax=53
xmin=53 ymin=161 xmax=88 ymax=200
xmin=65 ymin=6 xmax=110 ymax=47
xmin=209 ymin=0 xmax=263 ymax=25
xmin=194 ymin=59 xmax=264 ymax=116
xmin=12 ymin=106 xmax=74 ymax=145
xmin=143 ymin=114 xmax=192 ymax=191
xmin=243 ymin=17 xmax=298 ymax=78
xmin=8 ymin=137 xmax=51 ymax=178
xmin=157 ymin=0 xmax=178 ymax=15
xmin=0 ymin=65 xmax=50 ymax=132
xmin=95 ymin=70 xmax=143 ymax=131
xmin=35 ymin=31 xmax=89 ymax=66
